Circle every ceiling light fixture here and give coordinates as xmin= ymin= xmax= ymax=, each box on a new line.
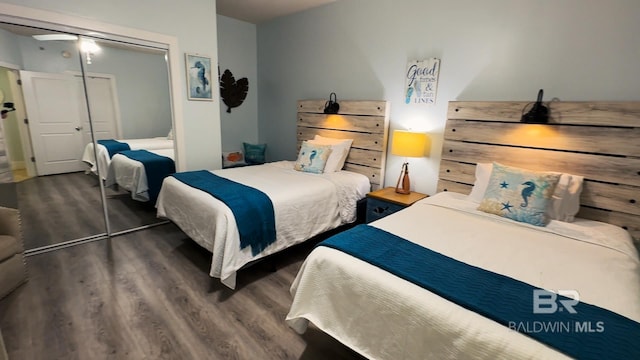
xmin=32 ymin=34 xmax=78 ymax=41
xmin=80 ymin=38 xmax=101 ymax=65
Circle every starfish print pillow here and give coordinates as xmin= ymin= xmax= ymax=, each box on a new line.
xmin=478 ymin=162 xmax=561 ymax=226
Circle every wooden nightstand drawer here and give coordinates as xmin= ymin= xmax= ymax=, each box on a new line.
xmin=365 ymin=187 xmax=428 ymax=223
xmin=366 ymin=197 xmax=405 ymax=223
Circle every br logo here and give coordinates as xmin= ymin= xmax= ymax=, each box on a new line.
xmin=533 ymin=289 xmax=580 ymax=314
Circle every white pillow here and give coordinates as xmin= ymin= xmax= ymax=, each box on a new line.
xmin=467 ymin=162 xmax=583 ymax=222
xmin=307 ymin=135 xmax=353 ymax=172
xmin=467 ymin=162 xmax=493 ymax=203
xmin=222 ymin=150 xmax=247 ymax=168
xmin=547 ymin=173 xmax=584 ymax=222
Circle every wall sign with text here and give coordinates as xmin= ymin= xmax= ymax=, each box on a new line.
xmin=405 ymin=58 xmax=440 ymax=105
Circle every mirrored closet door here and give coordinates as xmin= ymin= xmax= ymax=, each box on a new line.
xmin=78 ymin=37 xmax=174 ymax=235
xmin=0 ymin=20 xmax=175 ymax=253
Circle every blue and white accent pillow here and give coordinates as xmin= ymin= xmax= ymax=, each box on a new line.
xmin=478 ymin=162 xmax=561 ymax=226
xmin=294 ymin=141 xmax=332 ymax=174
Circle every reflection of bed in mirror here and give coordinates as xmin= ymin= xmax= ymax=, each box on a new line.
xmin=106 ymin=148 xmax=175 ymax=203
xmin=157 ymin=99 xmax=390 ymax=289
xmin=82 ymin=137 xmax=174 ymax=180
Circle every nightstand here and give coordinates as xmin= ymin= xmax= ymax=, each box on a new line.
xmin=366 ymin=187 xmax=428 ymax=223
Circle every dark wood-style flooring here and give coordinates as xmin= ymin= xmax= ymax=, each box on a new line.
xmin=0 ymin=223 xmax=364 ymax=360
xmin=18 ymin=172 xmax=163 ymax=250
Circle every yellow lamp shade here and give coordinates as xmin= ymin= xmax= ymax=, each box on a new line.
xmin=391 ymin=130 xmax=427 ymax=158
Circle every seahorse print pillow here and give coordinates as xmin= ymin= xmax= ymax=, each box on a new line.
xmin=478 ymin=162 xmax=561 ymax=226
xmin=293 ymin=141 xmax=332 ymax=174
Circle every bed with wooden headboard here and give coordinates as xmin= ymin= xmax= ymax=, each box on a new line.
xmin=286 ymin=100 xmax=640 ymax=360
xmin=297 ymin=99 xmax=390 ymax=190
xmin=156 ymin=99 xmax=389 ymax=289
xmin=438 ymin=101 xmax=640 ymax=244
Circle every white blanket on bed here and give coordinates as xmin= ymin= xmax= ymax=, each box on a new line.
xmin=105 ymin=148 xmax=174 ymax=202
xmin=156 ymin=161 xmax=370 ymax=289
xmin=81 ymin=137 xmax=173 ymax=180
xmin=286 ymin=192 xmax=640 ymax=360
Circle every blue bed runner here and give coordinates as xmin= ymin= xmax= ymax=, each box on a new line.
xmin=97 ymin=139 xmax=130 ymax=158
xmin=171 ymin=170 xmax=276 ymax=256
xmin=119 ymin=150 xmax=175 ymax=203
xmin=318 ymin=224 xmax=640 ymax=360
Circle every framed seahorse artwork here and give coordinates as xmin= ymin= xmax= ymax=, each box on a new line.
xmin=185 ymin=53 xmax=213 ymax=101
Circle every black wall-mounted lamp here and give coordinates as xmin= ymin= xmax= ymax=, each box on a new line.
xmin=1 ymin=102 xmax=16 ymax=120
xmin=521 ymin=89 xmax=549 ymax=124
xmin=323 ymin=92 xmax=340 ymax=114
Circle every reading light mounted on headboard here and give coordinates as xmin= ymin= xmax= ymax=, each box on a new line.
xmin=323 ymin=92 xmax=340 ymax=114
xmin=521 ymin=89 xmax=549 ymax=124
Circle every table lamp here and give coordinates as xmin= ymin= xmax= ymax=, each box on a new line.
xmin=391 ymin=130 xmax=427 ymax=194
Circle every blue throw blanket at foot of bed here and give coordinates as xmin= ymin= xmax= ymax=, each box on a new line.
xmin=171 ymin=170 xmax=276 ymax=256
xmin=97 ymin=139 xmax=130 ymax=158
xmin=119 ymin=149 xmax=175 ymax=203
xmin=318 ymin=224 xmax=640 ymax=360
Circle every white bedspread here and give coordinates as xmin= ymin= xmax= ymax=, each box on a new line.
xmin=82 ymin=137 xmax=173 ymax=180
xmin=156 ymin=161 xmax=370 ymax=289
xmin=286 ymin=192 xmax=640 ymax=360
xmin=105 ymin=148 xmax=174 ymax=202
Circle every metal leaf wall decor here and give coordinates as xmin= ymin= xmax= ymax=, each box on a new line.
xmin=219 ymin=69 xmax=249 ymax=113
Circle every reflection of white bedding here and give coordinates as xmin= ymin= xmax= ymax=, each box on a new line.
xmin=286 ymin=192 xmax=640 ymax=360
xmin=156 ymin=161 xmax=370 ymax=289
xmin=106 ymin=148 xmax=174 ymax=202
xmin=81 ymin=137 xmax=173 ymax=180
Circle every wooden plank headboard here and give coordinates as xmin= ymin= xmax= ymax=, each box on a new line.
xmin=297 ymin=100 xmax=390 ymax=190
xmin=438 ymin=101 xmax=640 ymax=243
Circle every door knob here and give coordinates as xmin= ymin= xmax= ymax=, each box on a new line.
xmin=75 ymin=126 xmax=83 ymax=131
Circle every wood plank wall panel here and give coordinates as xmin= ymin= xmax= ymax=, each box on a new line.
xmin=297 ymin=128 xmax=385 ymax=152
xmin=437 ymin=179 xmax=472 ymax=194
xmin=298 ymin=113 xmax=386 ymax=133
xmin=297 ymin=100 xmax=390 ymax=190
xmin=441 ymin=101 xmax=640 ymax=244
xmin=344 ymin=148 xmax=384 ymax=168
xmin=344 ymin=164 xmax=382 ymax=187
xmin=442 ymin=140 xmax=640 ymax=187
xmin=445 ymin=119 xmax=640 ymax=157
xmin=448 ymin=101 xmax=640 ymax=127
xmin=298 ymin=100 xmax=387 ymax=116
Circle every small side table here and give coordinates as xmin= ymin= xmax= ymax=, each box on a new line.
xmin=365 ymin=187 xmax=428 ymax=223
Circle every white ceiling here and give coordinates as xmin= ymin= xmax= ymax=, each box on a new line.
xmin=216 ymin=0 xmax=336 ymax=24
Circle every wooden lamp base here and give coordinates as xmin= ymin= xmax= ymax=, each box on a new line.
xmin=395 ymin=162 xmax=410 ymax=194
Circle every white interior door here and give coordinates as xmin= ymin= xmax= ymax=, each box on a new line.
xmin=75 ymin=74 xmax=121 ymax=143
xmin=20 ymin=71 xmax=86 ymax=175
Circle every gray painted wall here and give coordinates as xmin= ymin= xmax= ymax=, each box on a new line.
xmin=0 ymin=28 xmax=22 ymax=66
xmin=1 ymin=0 xmax=222 ymax=171
xmin=257 ymin=0 xmax=640 ymax=195
xmin=217 ymin=15 xmax=259 ymax=154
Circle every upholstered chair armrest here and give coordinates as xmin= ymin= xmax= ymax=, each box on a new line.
xmin=0 ymin=206 xmax=22 ymax=250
